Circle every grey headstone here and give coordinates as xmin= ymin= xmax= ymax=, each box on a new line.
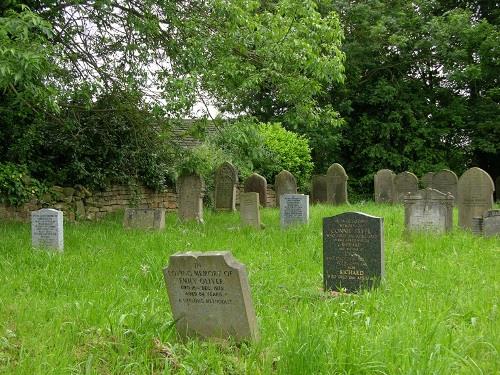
xmin=123 ymin=208 xmax=165 ymax=230
xmin=421 ymin=172 xmax=434 ymax=188
xmin=323 ymin=212 xmax=384 ymax=293
xmin=31 ymin=208 xmax=64 ymax=251
xmin=177 ymin=173 xmax=204 ymax=223
xmin=274 ymin=170 xmax=297 ymax=207
xmin=394 ymin=171 xmax=418 ymax=203
xmin=215 ymin=162 xmax=238 ymax=211
xmin=311 ymin=175 xmax=328 ymax=204
xmin=483 ymin=210 xmax=500 ymax=237
xmin=457 ymin=167 xmax=494 ymax=229
xmin=280 ymin=194 xmax=309 ymax=228
xmin=326 ymin=163 xmax=348 ymax=205
xmin=243 ymin=173 xmax=267 ymax=207
xmin=432 ymin=169 xmax=458 ymax=205
xmin=163 ymin=251 xmax=259 ymax=342
xmin=471 ymin=217 xmax=483 ymax=235
xmin=374 ymin=169 xmax=395 ymax=203
xmin=403 ymin=188 xmax=454 ymax=233
xmin=239 ymin=192 xmax=261 ymax=229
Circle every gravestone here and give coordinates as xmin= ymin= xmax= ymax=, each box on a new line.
xmin=177 ymin=173 xmax=204 ymax=223
xmin=471 ymin=217 xmax=483 ymax=235
xmin=483 ymin=210 xmax=500 ymax=237
xmin=421 ymin=172 xmax=434 ymax=188
xmin=280 ymin=194 xmax=309 ymax=228
xmin=403 ymin=188 xmax=454 ymax=233
xmin=31 ymin=208 xmax=64 ymax=251
xmin=496 ymin=176 xmax=500 ymax=202
xmin=163 ymin=251 xmax=259 ymax=342
xmin=274 ymin=170 xmax=297 ymax=207
xmin=123 ymin=208 xmax=165 ymax=230
xmin=239 ymin=192 xmax=261 ymax=229
xmin=323 ymin=212 xmax=384 ymax=293
xmin=457 ymin=167 xmax=494 ymax=229
xmin=394 ymin=171 xmax=418 ymax=203
xmin=214 ymin=162 xmax=238 ymax=211
xmin=243 ymin=173 xmax=267 ymax=207
xmin=374 ymin=169 xmax=395 ymax=203
xmin=326 ymin=163 xmax=348 ymax=205
xmin=432 ymin=169 xmax=458 ymax=204
xmin=311 ymin=175 xmax=328 ymax=204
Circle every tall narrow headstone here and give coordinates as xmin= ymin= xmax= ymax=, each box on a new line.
xmin=239 ymin=192 xmax=261 ymax=229
xmin=311 ymin=175 xmax=327 ymax=204
xmin=31 ymin=208 xmax=64 ymax=251
xmin=323 ymin=212 xmax=384 ymax=293
xmin=326 ymin=163 xmax=348 ymax=205
xmin=177 ymin=173 xmax=204 ymax=223
xmin=457 ymin=167 xmax=494 ymax=229
xmin=274 ymin=170 xmax=297 ymax=207
xmin=280 ymin=194 xmax=309 ymax=228
xmin=123 ymin=208 xmax=165 ymax=230
xmin=403 ymin=188 xmax=454 ymax=233
xmin=214 ymin=162 xmax=238 ymax=211
xmin=483 ymin=210 xmax=500 ymax=237
xmin=163 ymin=251 xmax=259 ymax=342
xmin=432 ymin=169 xmax=458 ymax=204
xmin=421 ymin=172 xmax=434 ymax=189
xmin=374 ymin=169 xmax=395 ymax=203
xmin=394 ymin=171 xmax=418 ymax=203
xmin=243 ymin=173 xmax=267 ymax=207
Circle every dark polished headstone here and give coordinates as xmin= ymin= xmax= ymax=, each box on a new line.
xmin=323 ymin=212 xmax=384 ymax=293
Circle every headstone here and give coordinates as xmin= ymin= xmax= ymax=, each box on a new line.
xmin=214 ymin=162 xmax=238 ymax=211
xmin=163 ymin=251 xmax=259 ymax=342
xmin=374 ymin=169 xmax=395 ymax=203
xmin=432 ymin=169 xmax=458 ymax=204
xmin=123 ymin=208 xmax=165 ymax=230
xmin=394 ymin=171 xmax=418 ymax=203
xmin=31 ymin=208 xmax=64 ymax=251
xmin=274 ymin=170 xmax=297 ymax=207
xmin=421 ymin=172 xmax=434 ymax=188
xmin=239 ymin=192 xmax=261 ymax=229
xmin=323 ymin=212 xmax=384 ymax=293
xmin=243 ymin=173 xmax=267 ymax=207
xmin=403 ymin=188 xmax=454 ymax=233
xmin=457 ymin=167 xmax=494 ymax=229
xmin=311 ymin=175 xmax=328 ymax=204
xmin=177 ymin=173 xmax=204 ymax=223
xmin=326 ymin=163 xmax=348 ymax=205
xmin=483 ymin=210 xmax=500 ymax=237
xmin=280 ymin=194 xmax=309 ymax=228
xmin=496 ymin=176 xmax=500 ymax=202
xmin=471 ymin=217 xmax=483 ymax=235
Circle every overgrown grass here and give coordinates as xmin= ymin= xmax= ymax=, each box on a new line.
xmin=0 ymin=203 xmax=498 ymax=374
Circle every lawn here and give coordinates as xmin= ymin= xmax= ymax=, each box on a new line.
xmin=0 ymin=203 xmax=498 ymax=374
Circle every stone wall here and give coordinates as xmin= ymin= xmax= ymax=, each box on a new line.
xmin=0 ymin=184 xmax=277 ymax=222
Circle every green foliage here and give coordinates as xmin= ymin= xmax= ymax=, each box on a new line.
xmin=0 ymin=163 xmax=45 ymax=206
xmin=256 ymin=123 xmax=314 ymax=190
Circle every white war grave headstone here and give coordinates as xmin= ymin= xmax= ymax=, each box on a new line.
xmin=280 ymin=194 xmax=309 ymax=228
xmin=31 ymin=208 xmax=64 ymax=251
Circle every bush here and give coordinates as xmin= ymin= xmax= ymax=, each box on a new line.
xmin=0 ymin=163 xmax=46 ymax=206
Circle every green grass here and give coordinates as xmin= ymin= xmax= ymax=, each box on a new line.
xmin=0 ymin=203 xmax=498 ymax=374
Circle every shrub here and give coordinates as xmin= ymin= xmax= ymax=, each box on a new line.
xmin=0 ymin=163 xmax=46 ymax=206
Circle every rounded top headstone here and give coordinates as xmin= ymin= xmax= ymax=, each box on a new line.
xmin=327 ymin=163 xmax=348 ymax=179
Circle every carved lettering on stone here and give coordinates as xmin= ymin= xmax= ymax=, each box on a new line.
xmin=31 ymin=208 xmax=64 ymax=251
xmin=394 ymin=171 xmax=418 ymax=203
xmin=457 ymin=167 xmax=494 ymax=229
xmin=215 ymin=162 xmax=238 ymax=211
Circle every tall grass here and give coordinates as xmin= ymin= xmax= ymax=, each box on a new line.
xmin=0 ymin=203 xmax=498 ymax=374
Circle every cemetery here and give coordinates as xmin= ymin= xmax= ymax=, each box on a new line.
xmin=0 ymin=1 xmax=498 ymax=373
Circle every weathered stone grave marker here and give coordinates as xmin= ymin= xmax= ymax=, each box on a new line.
xmin=421 ymin=172 xmax=434 ymax=189
xmin=177 ymin=173 xmax=204 ymax=223
xmin=123 ymin=208 xmax=165 ymax=230
xmin=31 ymin=208 xmax=64 ymax=251
xmin=403 ymin=188 xmax=454 ymax=233
xmin=326 ymin=163 xmax=348 ymax=205
xmin=239 ymin=192 xmax=261 ymax=229
xmin=394 ymin=171 xmax=418 ymax=203
xmin=163 ymin=251 xmax=259 ymax=342
xmin=432 ymin=169 xmax=458 ymax=204
xmin=483 ymin=210 xmax=500 ymax=237
xmin=311 ymin=175 xmax=327 ymax=204
xmin=457 ymin=167 xmax=494 ymax=229
xmin=323 ymin=212 xmax=384 ymax=293
xmin=280 ymin=194 xmax=309 ymax=228
xmin=243 ymin=173 xmax=267 ymax=207
xmin=214 ymin=162 xmax=238 ymax=211
xmin=274 ymin=170 xmax=297 ymax=207
xmin=374 ymin=169 xmax=395 ymax=203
